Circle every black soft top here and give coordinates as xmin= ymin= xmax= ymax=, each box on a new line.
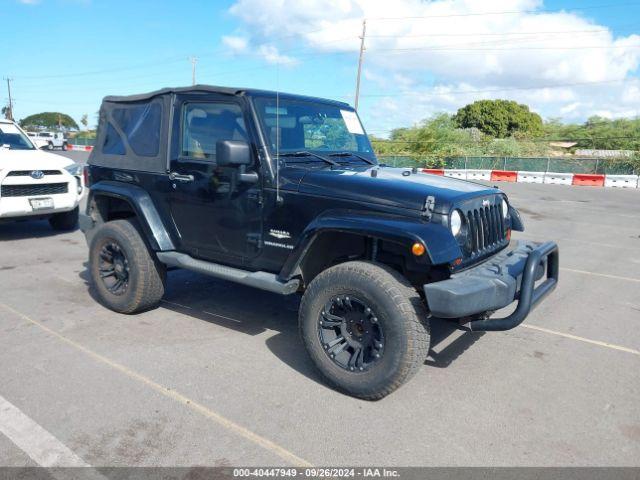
xmin=103 ymin=84 xmax=351 ymax=108
xmin=90 ymin=85 xmax=352 ymax=174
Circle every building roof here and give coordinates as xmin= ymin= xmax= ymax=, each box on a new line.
xmin=103 ymin=84 xmax=351 ymax=108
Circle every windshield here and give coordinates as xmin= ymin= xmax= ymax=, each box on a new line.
xmin=0 ymin=123 xmax=36 ymax=150
xmin=253 ymin=97 xmax=374 ymax=159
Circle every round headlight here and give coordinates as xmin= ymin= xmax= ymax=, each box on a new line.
xmin=501 ymin=198 xmax=509 ymax=218
xmin=450 ymin=210 xmax=462 ymax=236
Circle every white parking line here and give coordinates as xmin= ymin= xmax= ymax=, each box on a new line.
xmin=561 ymin=268 xmax=640 ymax=283
xmin=0 ymin=394 xmax=90 ymax=467
xmin=0 ymin=301 xmax=313 ymax=467
xmin=522 ymin=324 xmax=640 ymax=356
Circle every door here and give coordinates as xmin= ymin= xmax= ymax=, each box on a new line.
xmin=167 ymin=97 xmax=262 ymax=265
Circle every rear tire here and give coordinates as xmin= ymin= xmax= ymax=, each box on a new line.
xmin=49 ymin=207 xmax=79 ymax=231
xmin=89 ymin=219 xmax=166 ymax=314
xmin=299 ymin=261 xmax=430 ymax=400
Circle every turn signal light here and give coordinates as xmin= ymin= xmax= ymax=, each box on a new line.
xmin=411 ymin=242 xmax=426 ymax=256
xmin=506 ymin=229 xmax=512 ymax=241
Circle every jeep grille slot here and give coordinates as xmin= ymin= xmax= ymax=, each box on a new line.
xmin=6 ymin=170 xmax=62 ymax=177
xmin=1 ymin=183 xmax=69 ymax=197
xmin=464 ymin=203 xmax=505 ymax=258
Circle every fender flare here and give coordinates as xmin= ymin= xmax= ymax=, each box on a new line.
xmin=278 ymin=210 xmax=462 ymax=281
xmin=87 ymin=181 xmax=175 ymax=251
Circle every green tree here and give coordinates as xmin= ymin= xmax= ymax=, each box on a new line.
xmin=80 ymin=114 xmax=89 ymax=129
xmin=453 ymin=100 xmax=543 ymax=138
xmin=19 ymin=112 xmax=79 ymax=131
xmin=1 ymin=105 xmax=12 ymax=120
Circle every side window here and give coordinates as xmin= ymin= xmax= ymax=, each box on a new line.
xmin=103 ymin=123 xmax=125 ymax=155
xmin=181 ymin=102 xmax=246 ymax=161
xmin=112 ymin=102 xmax=162 ymax=157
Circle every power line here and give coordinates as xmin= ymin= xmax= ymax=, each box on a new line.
xmin=356 ymin=78 xmax=635 ymax=98
xmin=366 ymin=2 xmax=640 ymax=20
xmin=370 ymin=45 xmax=640 ymax=53
xmin=364 ymin=28 xmax=625 ymax=38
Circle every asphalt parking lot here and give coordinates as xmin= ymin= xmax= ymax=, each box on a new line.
xmin=0 ymin=150 xmax=639 ymax=467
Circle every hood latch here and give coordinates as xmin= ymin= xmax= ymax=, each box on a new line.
xmin=422 ymin=195 xmax=435 ymax=220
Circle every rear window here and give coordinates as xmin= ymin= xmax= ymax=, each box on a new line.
xmin=102 ymin=101 xmax=162 ymax=157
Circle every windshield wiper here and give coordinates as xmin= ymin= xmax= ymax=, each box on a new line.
xmin=328 ymin=151 xmax=376 ymax=165
xmin=278 ymin=151 xmax=340 ymax=167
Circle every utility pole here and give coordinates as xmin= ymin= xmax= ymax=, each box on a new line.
xmin=354 ymin=19 xmax=367 ymax=111
xmin=4 ymin=77 xmax=14 ymax=121
xmin=190 ymin=57 xmax=198 ymax=86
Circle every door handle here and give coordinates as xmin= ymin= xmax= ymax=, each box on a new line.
xmin=169 ymin=172 xmax=194 ymax=182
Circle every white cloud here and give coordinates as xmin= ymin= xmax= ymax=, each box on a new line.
xmin=227 ymin=0 xmax=640 ymax=126
xmin=222 ymin=35 xmax=249 ymax=52
xmin=257 ymin=45 xmax=298 ymax=66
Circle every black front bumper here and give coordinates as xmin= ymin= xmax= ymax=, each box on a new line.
xmin=423 ymin=241 xmax=559 ymax=331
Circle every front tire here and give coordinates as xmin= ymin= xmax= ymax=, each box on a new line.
xmin=49 ymin=207 xmax=79 ymax=231
xmin=299 ymin=261 xmax=430 ymax=400
xmin=89 ymin=219 xmax=166 ymax=314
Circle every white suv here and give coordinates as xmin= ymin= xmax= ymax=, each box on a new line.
xmin=27 ymin=131 xmax=68 ymax=150
xmin=1 ymin=119 xmax=84 ymax=230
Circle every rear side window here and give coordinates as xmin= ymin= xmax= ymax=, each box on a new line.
xmin=111 ymin=102 xmax=162 ymax=157
xmin=103 ymin=123 xmax=126 ymax=155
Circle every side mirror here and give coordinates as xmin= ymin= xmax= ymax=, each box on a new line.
xmin=216 ymin=140 xmax=251 ymax=166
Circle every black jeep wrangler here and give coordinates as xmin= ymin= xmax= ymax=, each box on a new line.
xmin=81 ymin=85 xmax=559 ymax=399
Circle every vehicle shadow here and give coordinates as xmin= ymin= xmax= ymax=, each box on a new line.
xmin=0 ymin=219 xmax=77 ymax=240
xmin=78 ymin=265 xmax=487 ymax=386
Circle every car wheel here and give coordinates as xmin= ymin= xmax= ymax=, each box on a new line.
xmin=62 ymin=142 xmax=68 ymax=151
xmin=49 ymin=207 xmax=79 ymax=231
xmin=47 ymin=142 xmax=53 ymax=150
xmin=299 ymin=261 xmax=430 ymax=400
xmin=89 ymin=219 xmax=166 ymax=314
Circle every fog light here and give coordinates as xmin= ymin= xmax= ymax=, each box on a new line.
xmin=412 ymin=242 xmax=426 ymax=256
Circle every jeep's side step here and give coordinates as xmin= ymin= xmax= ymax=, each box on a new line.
xmin=156 ymin=252 xmax=300 ymax=295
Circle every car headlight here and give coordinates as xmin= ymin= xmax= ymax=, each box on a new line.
xmin=501 ymin=197 xmax=509 ymax=218
xmin=450 ymin=210 xmax=462 ymax=237
xmin=65 ymin=163 xmax=83 ymax=176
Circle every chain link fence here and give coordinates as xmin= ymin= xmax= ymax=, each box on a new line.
xmin=377 ymin=155 xmax=639 ymax=175
xmin=69 ymin=137 xmax=95 ymax=146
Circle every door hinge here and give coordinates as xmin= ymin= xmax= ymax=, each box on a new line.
xmin=247 ymin=233 xmax=263 ymax=248
xmin=247 ymin=190 xmax=263 ymax=206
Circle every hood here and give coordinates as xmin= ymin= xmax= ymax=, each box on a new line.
xmin=0 ymin=149 xmax=73 ymax=172
xmin=295 ymin=166 xmax=499 ymax=212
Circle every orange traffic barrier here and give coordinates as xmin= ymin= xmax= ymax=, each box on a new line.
xmin=490 ymin=170 xmax=517 ymax=182
xmin=572 ymin=174 xmax=605 ymax=187
xmin=422 ymin=169 xmax=444 ymax=176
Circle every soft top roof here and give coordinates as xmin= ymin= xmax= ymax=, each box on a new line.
xmin=102 ymin=84 xmax=352 ymax=108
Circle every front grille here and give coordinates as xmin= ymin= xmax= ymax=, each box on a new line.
xmin=458 ymin=197 xmax=508 ymax=262
xmin=464 ymin=204 xmax=506 ymax=254
xmin=1 ymin=183 xmax=68 ymax=197
xmin=6 ymin=170 xmax=62 ymax=177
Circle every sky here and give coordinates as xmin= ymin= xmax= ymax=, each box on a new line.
xmin=2 ymin=0 xmax=640 ymax=135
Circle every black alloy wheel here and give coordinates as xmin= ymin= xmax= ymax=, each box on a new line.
xmin=318 ymin=295 xmax=385 ymax=372
xmin=98 ymin=241 xmax=130 ymax=296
